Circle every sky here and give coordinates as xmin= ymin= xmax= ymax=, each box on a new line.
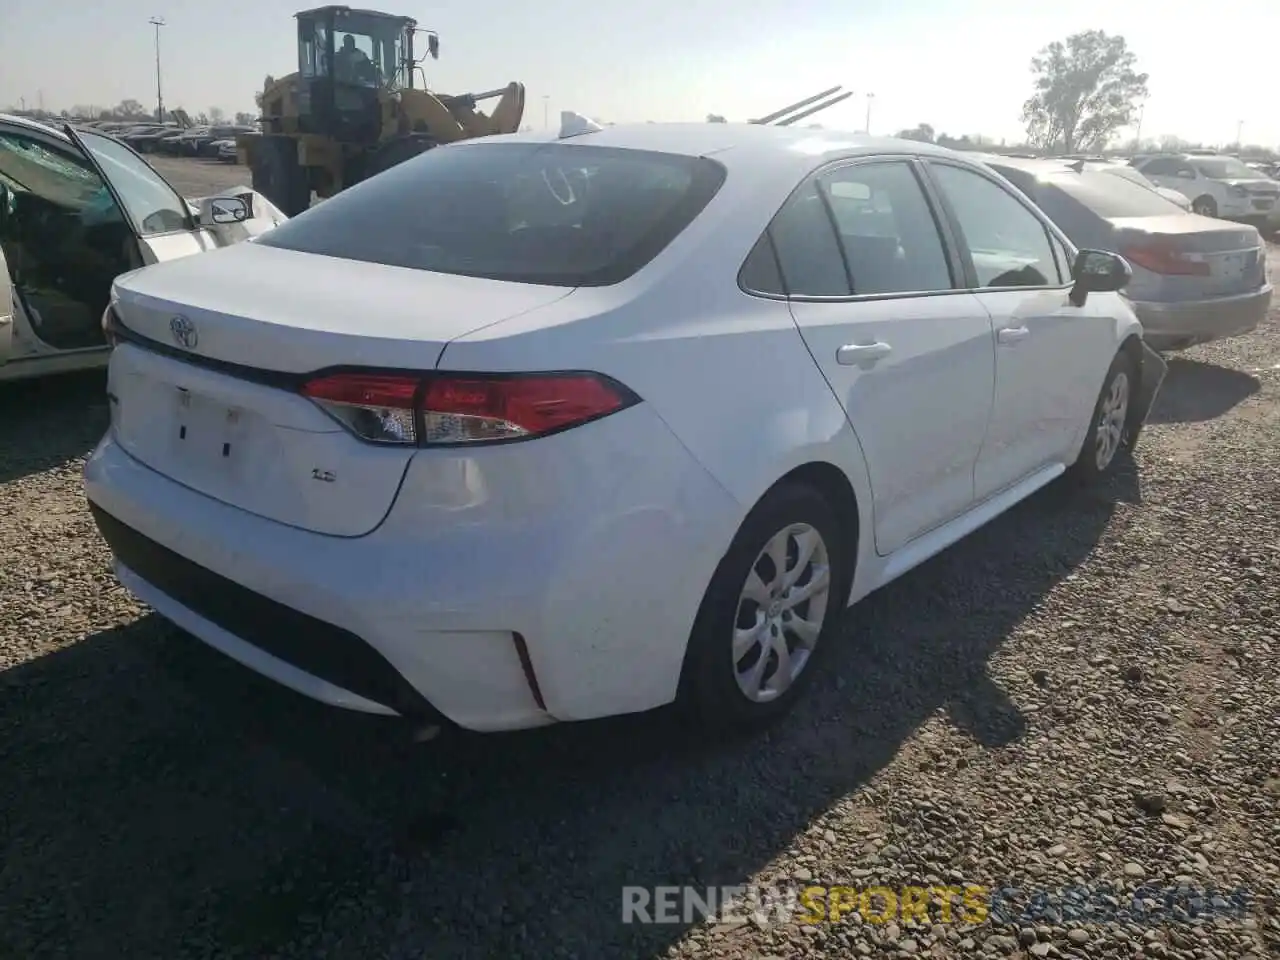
xmin=1 ymin=0 xmax=1278 ymax=148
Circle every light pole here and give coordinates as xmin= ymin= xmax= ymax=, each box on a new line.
xmin=864 ymin=92 xmax=875 ymax=135
xmin=149 ymin=16 xmax=166 ymax=122
xmin=1235 ymin=119 xmax=1244 ymax=148
xmin=1133 ymin=99 xmax=1146 ymax=149
xmin=542 ymin=95 xmax=550 ymax=129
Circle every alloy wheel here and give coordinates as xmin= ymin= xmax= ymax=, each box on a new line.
xmin=1095 ymin=371 xmax=1130 ymax=471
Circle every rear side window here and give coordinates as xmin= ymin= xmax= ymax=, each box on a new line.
xmin=767 ymin=180 xmax=850 ymax=297
xmin=255 ymin=142 xmax=726 ymax=286
xmin=818 ymin=161 xmax=953 ymax=294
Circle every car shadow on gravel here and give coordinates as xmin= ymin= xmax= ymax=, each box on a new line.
xmin=1147 ymin=358 xmax=1261 ymax=425
xmin=0 ymin=370 xmax=107 ymax=484
xmin=0 ymin=461 xmax=1139 ymax=959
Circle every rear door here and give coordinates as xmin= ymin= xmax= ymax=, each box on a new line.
xmin=63 ymin=125 xmax=215 ymax=265
xmin=779 ymin=158 xmax=996 ymax=556
xmin=923 ymin=160 xmax=1116 ymax=500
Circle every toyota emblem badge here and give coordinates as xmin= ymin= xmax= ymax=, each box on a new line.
xmin=170 ymin=315 xmax=198 ymax=350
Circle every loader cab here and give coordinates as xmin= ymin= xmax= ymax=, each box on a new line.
xmin=295 ymin=6 xmax=416 ymax=144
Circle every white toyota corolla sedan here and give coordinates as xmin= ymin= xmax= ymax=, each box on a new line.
xmin=83 ymin=122 xmax=1166 ymax=735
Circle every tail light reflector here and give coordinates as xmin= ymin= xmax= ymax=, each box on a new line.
xmin=1120 ymin=243 xmax=1210 ymax=276
xmin=300 ymin=371 xmax=638 ymax=446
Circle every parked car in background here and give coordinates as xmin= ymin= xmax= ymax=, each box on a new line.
xmin=84 ymin=124 xmax=1164 ymax=736
xmin=0 ymin=114 xmax=288 ymax=383
xmin=126 ymin=125 xmax=184 ymax=153
xmin=1130 ymin=153 xmax=1280 ymax=226
xmin=214 ymin=140 xmax=239 ymax=163
xmin=1073 ymin=158 xmax=1192 ymax=210
xmin=982 ymin=155 xmax=1271 ymax=351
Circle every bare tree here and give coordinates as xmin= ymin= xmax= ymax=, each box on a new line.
xmin=208 ymin=106 xmax=226 ymax=124
xmin=116 ymin=99 xmax=147 ymax=118
xmin=706 ymin=113 xmax=727 ymax=123
xmin=1022 ymin=30 xmax=1148 ymax=154
xmin=234 ymin=111 xmax=256 ymax=126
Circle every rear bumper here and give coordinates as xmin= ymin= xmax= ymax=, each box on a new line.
xmin=1129 ymin=285 xmax=1272 ymax=351
xmin=83 ymin=405 xmax=740 ymax=732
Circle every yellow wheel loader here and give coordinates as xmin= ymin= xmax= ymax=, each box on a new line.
xmin=238 ymin=5 xmax=526 ymax=215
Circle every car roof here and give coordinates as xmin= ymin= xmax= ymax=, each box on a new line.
xmin=450 ymin=122 xmax=978 ymax=180
xmin=0 ymin=113 xmax=70 ymax=141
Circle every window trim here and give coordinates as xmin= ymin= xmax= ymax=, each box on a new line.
xmin=922 ymin=158 xmax=1077 ymax=294
xmin=736 ymin=153 xmax=974 ymax=304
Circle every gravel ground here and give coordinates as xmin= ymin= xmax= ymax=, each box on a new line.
xmin=0 ymin=236 xmax=1276 ymax=960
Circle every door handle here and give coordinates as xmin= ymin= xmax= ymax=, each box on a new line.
xmin=836 ymin=341 xmax=892 ymax=366
xmin=997 ymin=326 xmax=1030 ymax=345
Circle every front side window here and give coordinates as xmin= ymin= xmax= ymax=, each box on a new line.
xmin=1138 ymin=157 xmax=1179 ymax=177
xmin=74 ymin=130 xmax=191 ymax=236
xmin=256 ymin=142 xmax=726 ymax=286
xmin=818 ymin=161 xmax=953 ymax=295
xmin=929 ymin=163 xmax=1060 ymax=289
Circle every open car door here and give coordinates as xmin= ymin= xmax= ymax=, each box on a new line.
xmin=62 ymin=124 xmax=217 ymax=266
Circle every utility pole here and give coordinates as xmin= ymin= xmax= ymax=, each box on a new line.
xmin=150 ymin=16 xmax=166 ymax=122
xmin=1133 ymin=100 xmax=1145 ymax=149
xmin=1235 ymin=119 xmax=1244 ymax=148
xmin=864 ymin=92 xmax=875 ymax=134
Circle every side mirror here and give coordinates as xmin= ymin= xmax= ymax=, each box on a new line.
xmin=199 ymin=194 xmax=253 ymax=225
xmin=1069 ymin=249 xmax=1131 ymax=306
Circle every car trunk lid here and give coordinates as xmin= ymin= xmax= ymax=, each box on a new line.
xmin=107 ymin=244 xmax=574 ymax=536
xmin=1111 ymin=215 xmax=1265 ymax=301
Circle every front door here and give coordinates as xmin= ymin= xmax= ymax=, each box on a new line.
xmin=0 ymin=123 xmax=143 ymax=357
xmin=925 ymin=160 xmax=1117 ymax=500
xmin=776 ymin=159 xmax=996 ymax=556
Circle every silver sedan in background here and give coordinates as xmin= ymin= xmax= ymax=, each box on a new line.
xmin=981 ymin=155 xmax=1272 ymax=351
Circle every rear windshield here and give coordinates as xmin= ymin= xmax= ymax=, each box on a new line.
xmin=255 ymin=141 xmax=727 ymax=286
xmin=1044 ymin=170 xmax=1186 ymax=219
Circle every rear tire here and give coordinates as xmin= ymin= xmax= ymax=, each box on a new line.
xmin=250 ymin=136 xmax=312 ymax=217
xmin=1068 ymin=351 xmax=1137 ymax=485
xmin=679 ymin=482 xmax=853 ymax=734
xmin=1191 ymin=195 xmax=1218 ymax=217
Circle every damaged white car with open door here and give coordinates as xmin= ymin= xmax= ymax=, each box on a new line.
xmin=0 ymin=114 xmax=286 ymax=383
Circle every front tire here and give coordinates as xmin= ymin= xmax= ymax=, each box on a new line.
xmin=680 ymin=482 xmax=852 ymax=732
xmin=1069 ymin=351 xmax=1137 ymax=485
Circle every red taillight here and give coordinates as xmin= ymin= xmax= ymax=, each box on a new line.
xmin=300 ymin=371 xmax=637 ymax=446
xmin=1120 ymin=244 xmax=1210 ymax=276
